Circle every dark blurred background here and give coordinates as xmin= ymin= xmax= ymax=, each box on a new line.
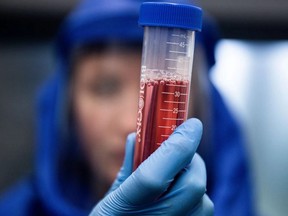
xmin=0 ymin=1 xmax=288 ymax=215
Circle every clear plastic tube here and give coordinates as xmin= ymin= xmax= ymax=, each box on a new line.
xmin=134 ymin=26 xmax=196 ymax=170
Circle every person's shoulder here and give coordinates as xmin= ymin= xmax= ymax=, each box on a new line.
xmin=0 ymin=177 xmax=43 ymax=216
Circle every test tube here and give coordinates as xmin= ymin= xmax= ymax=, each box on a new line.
xmin=134 ymin=2 xmax=202 ymax=170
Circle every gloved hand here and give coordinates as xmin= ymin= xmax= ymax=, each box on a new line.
xmin=89 ymin=118 xmax=214 ymax=216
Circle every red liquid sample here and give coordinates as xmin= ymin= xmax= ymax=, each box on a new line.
xmin=134 ymin=79 xmax=190 ymax=170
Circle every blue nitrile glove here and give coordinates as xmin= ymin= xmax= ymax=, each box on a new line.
xmin=89 ymin=118 xmax=214 ymax=216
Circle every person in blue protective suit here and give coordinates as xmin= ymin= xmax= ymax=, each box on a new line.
xmin=0 ymin=0 xmax=254 ymax=215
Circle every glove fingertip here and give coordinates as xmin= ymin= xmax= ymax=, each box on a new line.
xmin=127 ymin=132 xmax=136 ymax=145
xmin=123 ymin=132 xmax=136 ymax=174
xmin=181 ymin=118 xmax=203 ymax=135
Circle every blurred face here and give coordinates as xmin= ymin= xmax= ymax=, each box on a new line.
xmin=71 ymin=46 xmax=141 ymax=195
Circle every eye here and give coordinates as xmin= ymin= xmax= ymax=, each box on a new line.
xmin=88 ymin=76 xmax=122 ymax=97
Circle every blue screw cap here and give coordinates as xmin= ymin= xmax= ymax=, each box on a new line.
xmin=139 ymin=2 xmax=202 ymax=31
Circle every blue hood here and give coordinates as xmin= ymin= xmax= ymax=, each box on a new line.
xmin=56 ymin=0 xmax=144 ymax=65
xmin=35 ymin=0 xmax=219 ymax=215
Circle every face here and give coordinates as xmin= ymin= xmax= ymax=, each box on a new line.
xmin=71 ymin=46 xmax=141 ymax=193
